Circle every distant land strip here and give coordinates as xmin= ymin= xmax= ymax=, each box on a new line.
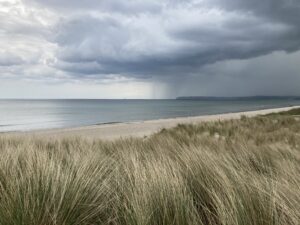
xmin=176 ymin=96 xmax=300 ymax=101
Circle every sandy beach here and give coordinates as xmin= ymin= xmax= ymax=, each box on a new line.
xmin=7 ymin=105 xmax=298 ymax=140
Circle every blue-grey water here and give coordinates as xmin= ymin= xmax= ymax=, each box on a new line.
xmin=0 ymin=99 xmax=299 ymax=132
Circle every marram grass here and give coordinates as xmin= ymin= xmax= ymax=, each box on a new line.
xmin=0 ymin=111 xmax=299 ymax=225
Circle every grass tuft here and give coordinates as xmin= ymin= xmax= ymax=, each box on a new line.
xmin=0 ymin=109 xmax=299 ymax=224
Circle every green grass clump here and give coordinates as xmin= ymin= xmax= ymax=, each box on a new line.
xmin=265 ymin=108 xmax=300 ymax=116
xmin=0 ymin=110 xmax=299 ymax=224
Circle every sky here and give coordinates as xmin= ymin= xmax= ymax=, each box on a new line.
xmin=0 ymin=0 xmax=300 ymax=99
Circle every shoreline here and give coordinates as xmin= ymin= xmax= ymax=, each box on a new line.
xmin=5 ymin=105 xmax=299 ymax=140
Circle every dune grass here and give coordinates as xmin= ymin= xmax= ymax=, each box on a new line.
xmin=0 ymin=110 xmax=299 ymax=225
xmin=264 ymin=107 xmax=300 ymax=116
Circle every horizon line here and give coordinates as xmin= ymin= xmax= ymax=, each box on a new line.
xmin=1 ymin=95 xmax=300 ymax=100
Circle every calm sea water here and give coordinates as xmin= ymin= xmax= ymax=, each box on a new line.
xmin=0 ymin=99 xmax=299 ymax=132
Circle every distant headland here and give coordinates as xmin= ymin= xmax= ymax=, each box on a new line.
xmin=176 ymin=96 xmax=300 ymax=101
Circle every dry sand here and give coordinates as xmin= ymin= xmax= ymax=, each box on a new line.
xmin=7 ymin=105 xmax=299 ymax=140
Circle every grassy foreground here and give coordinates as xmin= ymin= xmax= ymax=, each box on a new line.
xmin=0 ymin=110 xmax=300 ymax=225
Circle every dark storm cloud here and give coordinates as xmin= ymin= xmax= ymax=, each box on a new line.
xmin=2 ymin=0 xmax=300 ymax=97
xmin=210 ymin=0 xmax=300 ymax=24
xmin=165 ymin=51 xmax=300 ymax=97
xmin=38 ymin=0 xmax=300 ymax=79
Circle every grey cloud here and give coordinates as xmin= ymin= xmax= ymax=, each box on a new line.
xmin=0 ymin=52 xmax=24 ymax=66
xmin=21 ymin=0 xmax=300 ymax=79
xmin=50 ymin=2 xmax=300 ymax=79
xmin=2 ymin=0 xmax=300 ymax=97
xmin=0 ymin=1 xmax=53 ymax=39
xmin=54 ymin=16 xmax=130 ymax=62
xmin=52 ymin=15 xmax=178 ymax=76
xmin=25 ymin=0 xmax=162 ymax=15
xmin=209 ymin=0 xmax=300 ymax=24
xmin=162 ymin=51 xmax=300 ymax=97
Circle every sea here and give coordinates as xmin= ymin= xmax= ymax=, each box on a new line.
xmin=0 ymin=99 xmax=299 ymax=132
